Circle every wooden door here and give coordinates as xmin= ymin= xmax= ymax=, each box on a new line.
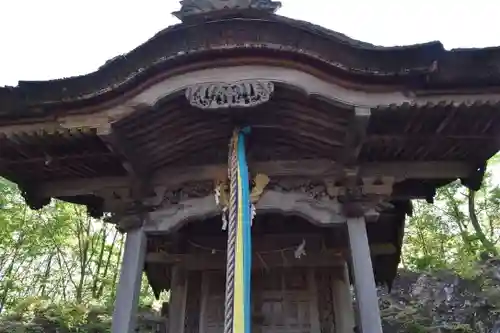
xmin=202 ymin=271 xmax=225 ymax=333
xmin=254 ymin=268 xmax=317 ymax=333
xmin=201 ymin=268 xmax=319 ymax=333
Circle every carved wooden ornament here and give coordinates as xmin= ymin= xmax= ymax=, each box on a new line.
xmin=185 ymin=80 xmax=274 ymax=109
xmin=173 ymin=0 xmax=281 ymax=20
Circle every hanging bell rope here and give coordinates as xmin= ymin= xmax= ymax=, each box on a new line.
xmin=223 ymin=127 xmax=252 ymax=333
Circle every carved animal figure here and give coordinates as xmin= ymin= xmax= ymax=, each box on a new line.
xmin=250 ymin=173 xmax=270 ymax=203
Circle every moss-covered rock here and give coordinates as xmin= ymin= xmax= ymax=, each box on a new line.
xmin=379 ymin=259 xmax=500 ymax=332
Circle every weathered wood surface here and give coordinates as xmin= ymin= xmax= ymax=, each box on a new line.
xmin=37 ymin=160 xmax=471 ymax=198
xmin=146 ymin=244 xmax=396 ymax=269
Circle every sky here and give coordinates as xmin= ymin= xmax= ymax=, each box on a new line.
xmin=1 ymin=0 xmax=500 ymax=86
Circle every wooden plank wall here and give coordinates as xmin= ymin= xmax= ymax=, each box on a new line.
xmin=180 ymin=268 xmax=339 ymax=333
xmin=184 ymin=271 xmax=203 ymax=333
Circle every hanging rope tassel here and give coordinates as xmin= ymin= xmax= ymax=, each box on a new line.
xmin=224 ymin=128 xmax=252 ymax=333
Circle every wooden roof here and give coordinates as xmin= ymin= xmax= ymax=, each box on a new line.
xmin=3 ymin=13 xmax=500 ymax=119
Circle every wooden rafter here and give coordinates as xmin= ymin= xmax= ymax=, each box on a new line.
xmin=98 ymin=127 xmax=152 ymax=198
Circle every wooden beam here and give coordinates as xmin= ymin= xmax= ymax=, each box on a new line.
xmin=359 ymin=161 xmax=470 ymax=179
xmin=146 ymin=250 xmax=343 ymax=270
xmin=146 ymin=190 xmax=346 ymax=233
xmin=98 ymin=128 xmax=149 ymax=181
xmin=367 ymin=134 xmax=494 ymax=141
xmin=0 ymin=122 xmax=65 ymax=138
xmin=148 ymin=234 xmax=396 ymax=255
xmin=37 ymin=160 xmax=472 ymax=198
xmin=43 ymin=159 xmax=434 ymax=198
xmin=145 ymin=243 xmax=396 ymax=270
xmin=341 ymin=107 xmax=370 ymax=166
xmin=156 ymin=234 xmax=328 ymax=252
xmin=0 ymin=151 xmax=116 ymax=166
xmin=98 ymin=128 xmax=152 ymax=198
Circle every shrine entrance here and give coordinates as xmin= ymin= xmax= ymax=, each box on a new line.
xmin=204 ymin=268 xmax=318 ymax=333
xmin=142 ymin=204 xmax=403 ymax=333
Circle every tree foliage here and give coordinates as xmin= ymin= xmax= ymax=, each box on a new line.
xmin=0 ymin=178 xmax=159 ymax=330
xmin=402 ymin=165 xmax=500 ymax=276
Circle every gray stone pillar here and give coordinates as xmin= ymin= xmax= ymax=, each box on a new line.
xmin=347 ymin=216 xmax=382 ymax=333
xmin=332 ymin=262 xmax=355 ymax=333
xmin=111 ymin=227 xmax=147 ymax=333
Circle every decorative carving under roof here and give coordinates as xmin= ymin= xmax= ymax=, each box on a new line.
xmin=173 ymin=0 xmax=281 ymax=21
xmin=185 ymin=80 xmax=274 ymax=109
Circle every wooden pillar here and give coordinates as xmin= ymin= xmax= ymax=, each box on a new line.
xmin=199 ymin=271 xmax=209 ymax=333
xmin=332 ymin=263 xmax=355 ymax=333
xmin=111 ymin=227 xmax=147 ymax=333
xmin=307 ymin=269 xmax=321 ymax=333
xmin=347 ymin=217 xmax=383 ymax=333
xmin=169 ymin=266 xmax=187 ymax=333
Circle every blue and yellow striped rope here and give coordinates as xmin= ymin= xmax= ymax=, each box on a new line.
xmin=224 ymin=128 xmax=252 ymax=333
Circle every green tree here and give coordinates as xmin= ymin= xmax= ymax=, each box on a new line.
xmin=402 ymin=168 xmax=500 ymax=275
xmin=0 ymin=178 xmax=131 ymax=312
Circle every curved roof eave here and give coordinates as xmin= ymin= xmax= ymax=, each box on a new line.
xmin=1 ymin=13 xmax=500 ymax=118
